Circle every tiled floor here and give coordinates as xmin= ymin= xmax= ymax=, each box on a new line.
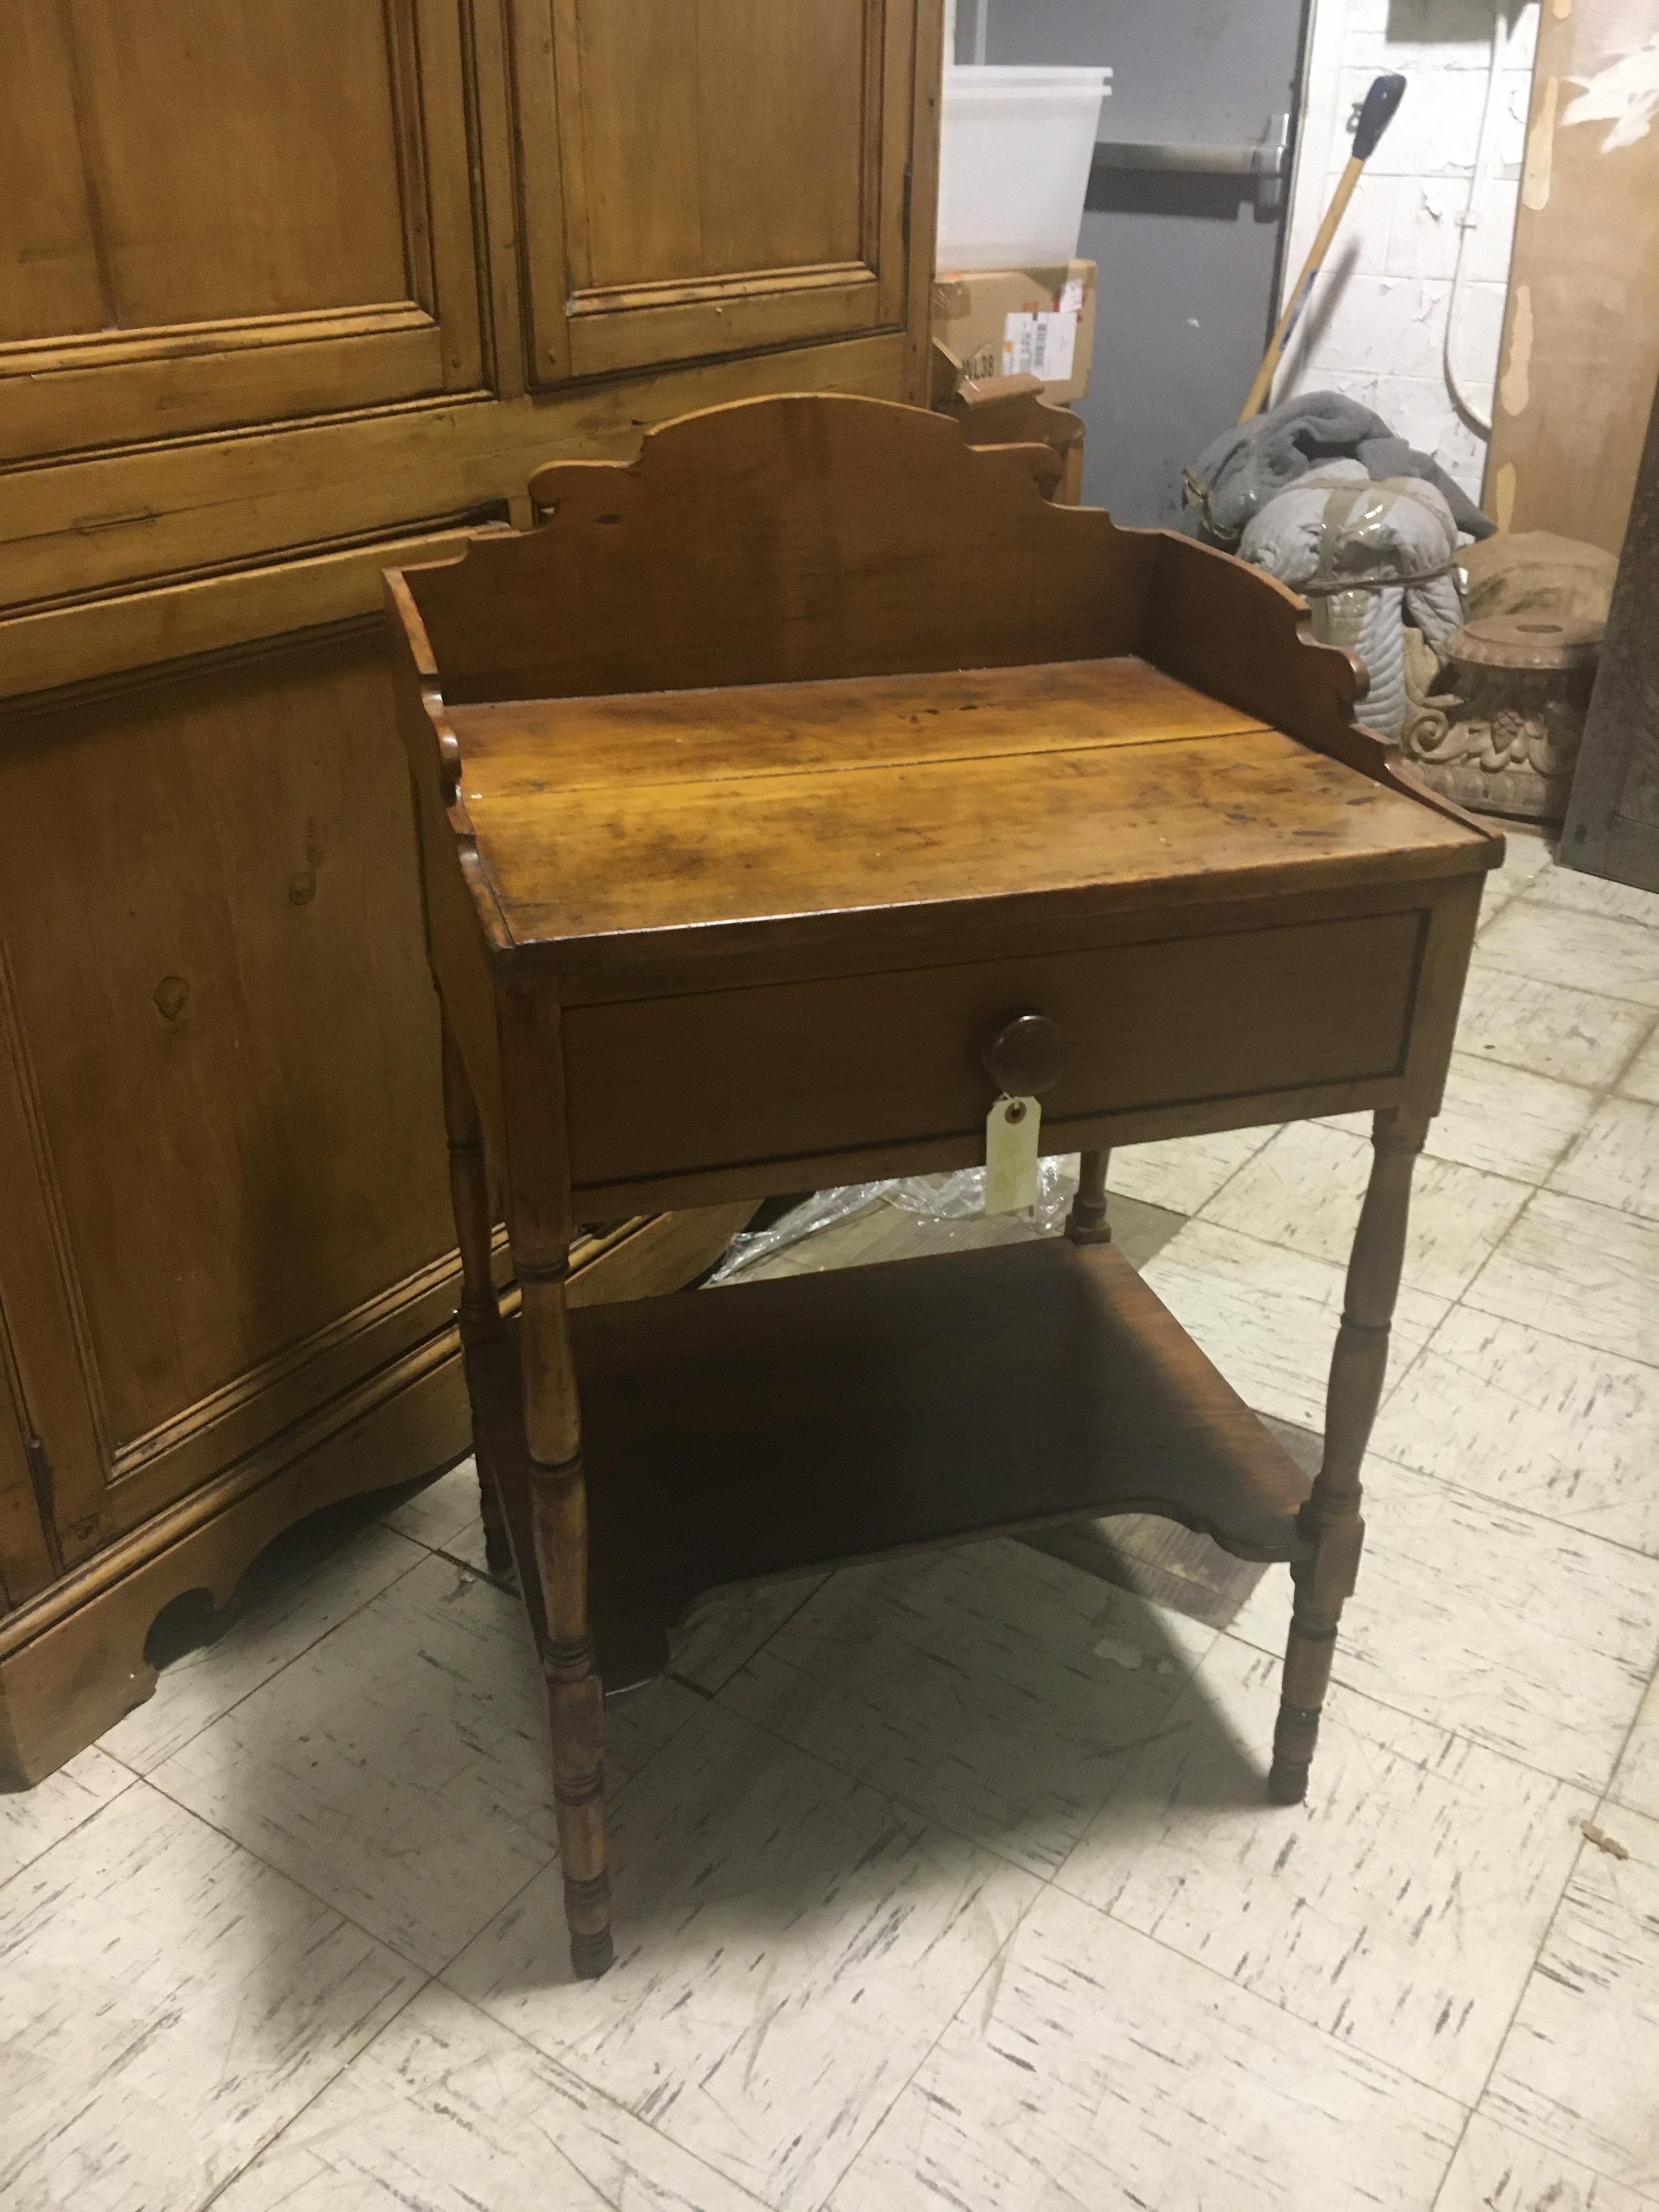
xmin=6 ymin=828 xmax=1659 ymax=2210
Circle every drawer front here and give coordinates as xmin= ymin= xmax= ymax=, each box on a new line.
xmin=564 ymin=910 xmax=1423 ymax=1190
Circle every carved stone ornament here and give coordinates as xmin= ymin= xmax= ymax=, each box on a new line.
xmin=1401 ymin=611 xmax=1604 ymax=823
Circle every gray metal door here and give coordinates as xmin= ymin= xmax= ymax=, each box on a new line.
xmin=965 ymin=1 xmax=1310 ymax=524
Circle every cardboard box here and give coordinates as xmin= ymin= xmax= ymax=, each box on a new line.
xmin=931 ymin=260 xmax=1097 ymax=403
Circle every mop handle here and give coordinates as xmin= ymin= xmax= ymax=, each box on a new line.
xmin=1238 ymin=74 xmax=1407 ymax=424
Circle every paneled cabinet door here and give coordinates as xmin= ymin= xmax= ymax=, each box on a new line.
xmin=1 ymin=0 xmax=484 ymax=462
xmin=511 ymin=0 xmax=921 ymax=383
xmin=0 ymin=575 xmax=470 ymax=1564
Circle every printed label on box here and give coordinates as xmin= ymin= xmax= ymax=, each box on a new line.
xmin=1001 ymin=309 xmax=1078 ymax=386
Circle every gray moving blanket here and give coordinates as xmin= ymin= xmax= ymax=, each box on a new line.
xmin=1182 ymin=390 xmax=1495 ymax=549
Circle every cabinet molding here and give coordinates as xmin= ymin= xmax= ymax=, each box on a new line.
xmin=0 ymin=335 xmax=913 ymax=629
xmin=0 ymin=1207 xmax=750 ymax=1782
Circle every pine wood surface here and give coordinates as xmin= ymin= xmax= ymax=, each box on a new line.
xmin=460 ymin=685 xmax=1479 ymax=970
xmin=449 ymin=654 xmax=1275 ymax=791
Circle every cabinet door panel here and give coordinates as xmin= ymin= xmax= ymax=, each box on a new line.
xmin=0 ymin=8 xmax=105 ymax=347
xmin=0 ymin=0 xmax=484 ymax=460
xmin=0 ymin=614 xmax=462 ymax=1551
xmin=515 ymin=0 xmax=917 ymax=382
xmin=575 ymin=0 xmax=866 ymax=288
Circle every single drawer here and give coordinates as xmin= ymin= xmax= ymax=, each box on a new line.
xmin=563 ymin=909 xmax=1423 ymax=1189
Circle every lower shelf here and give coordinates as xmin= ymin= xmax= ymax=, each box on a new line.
xmin=469 ymin=1236 xmax=1315 ymax=1689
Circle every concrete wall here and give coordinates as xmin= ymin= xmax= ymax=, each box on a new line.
xmin=1276 ymin=0 xmax=1539 ymax=503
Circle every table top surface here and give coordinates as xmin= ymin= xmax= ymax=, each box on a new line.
xmin=449 ymin=654 xmax=1488 ymax=973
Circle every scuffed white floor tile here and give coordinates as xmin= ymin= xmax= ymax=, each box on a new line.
xmin=1495 ymin=828 xmax=1558 ymax=888
xmin=1056 ymin=1637 xmax=1592 ymax=2106
xmin=1467 ymin=1190 xmax=1659 ymax=1370
xmin=433 ymin=1514 xmax=494 ymax=1578
xmin=381 ymin=1459 xmax=490 ymax=1558
xmin=99 ymin=1523 xmax=425 ymax=1775
xmin=1142 ymin=1220 xmax=1448 ymax=1431
xmin=1477 ymin=840 xmax=1550 ymax=936
xmin=1436 ymin=2113 xmax=1653 ymax=2211
xmin=1229 ymin=1457 xmax=1659 ymax=1793
xmin=0 ymin=1782 xmax=420 ymax=2212
xmin=212 ymin=1980 xmax=766 ymax=2212
xmin=1486 ymin=1804 xmax=1659 ymax=2195
xmin=668 ymin=1572 xmax=830 ymax=1695
xmin=1610 ymin=1675 xmax=1659 ymax=1825
xmin=1481 ymin=904 xmax=1659 ymax=1011
xmin=445 ymin=1700 xmax=1040 ymax=2211
xmin=1201 ymin=1120 xmax=1532 ymax=1299
xmin=1454 ymin=963 xmax=1654 ymax=1088
xmin=1620 ymin=1024 xmax=1659 ymax=1106
xmin=1320 ymin=1055 xmax=1594 ymax=1183
xmin=1432 ymin=1055 xmax=1598 ymax=1183
xmin=720 ymin=1539 xmax=1214 ymax=1876
xmin=1523 ymin=864 xmax=1659 ymax=930
xmin=150 ymin=1553 xmax=701 ymax=1972
xmin=1372 ymin=1308 xmax=1659 ymax=1556
xmin=828 ymin=1887 xmax=1465 ymax=2212
xmin=1551 ymin=1098 xmax=1659 ymax=1227
xmin=1105 ymin=1124 xmax=1277 ymax=1216
xmin=1477 ymin=871 xmax=1528 ymax=936
xmin=0 ymin=1746 xmax=132 ymax=1886
xmin=1475 ymin=834 xmax=1555 ymax=938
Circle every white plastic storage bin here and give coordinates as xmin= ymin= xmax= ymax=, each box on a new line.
xmin=936 ymin=65 xmax=1111 ymax=272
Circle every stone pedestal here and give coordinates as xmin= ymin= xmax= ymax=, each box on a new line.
xmin=1401 ymin=612 xmax=1602 ymax=823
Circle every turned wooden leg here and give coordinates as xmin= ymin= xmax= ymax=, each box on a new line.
xmin=520 ymin=1262 xmax=613 ymax=1979
xmin=442 ymin=1016 xmax=512 ymax=1578
xmin=1067 ymin=1148 xmax=1113 ymax=1245
xmin=1269 ymin=1108 xmax=1424 ymax=1805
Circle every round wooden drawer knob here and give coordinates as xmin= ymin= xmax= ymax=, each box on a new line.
xmin=979 ymin=1011 xmax=1065 ymax=1098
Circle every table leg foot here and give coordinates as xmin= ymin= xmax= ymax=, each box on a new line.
xmin=563 ymin=1859 xmax=616 ymax=1978
xmin=1266 ymin=1759 xmax=1311 ymax=1807
xmin=568 ymin=1920 xmax=617 ymax=1980
xmin=1267 ymin=1694 xmax=1322 ymax=1804
xmin=1066 ymin=1148 xmax=1113 ymax=1245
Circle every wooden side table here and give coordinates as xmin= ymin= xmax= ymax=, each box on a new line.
xmin=385 ymin=393 xmax=1500 ymax=1978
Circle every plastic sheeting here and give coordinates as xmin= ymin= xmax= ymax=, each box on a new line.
xmin=1239 ymin=464 xmax=1463 ymax=738
xmin=707 ymin=1157 xmax=1084 ymax=1283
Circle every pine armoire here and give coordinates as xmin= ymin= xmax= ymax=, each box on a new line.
xmin=0 ymin=0 xmax=945 ymax=1782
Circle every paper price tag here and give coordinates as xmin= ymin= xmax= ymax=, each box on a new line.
xmin=984 ymin=1094 xmax=1041 ymax=1214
